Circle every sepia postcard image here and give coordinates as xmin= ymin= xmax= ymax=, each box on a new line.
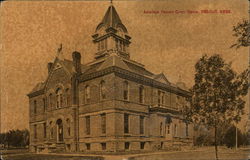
xmin=0 ymin=0 xmax=249 ymax=160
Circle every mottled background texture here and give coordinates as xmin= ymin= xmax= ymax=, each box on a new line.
xmin=0 ymin=0 xmax=248 ymax=132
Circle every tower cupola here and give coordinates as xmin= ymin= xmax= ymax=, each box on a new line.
xmin=92 ymin=4 xmax=131 ymax=59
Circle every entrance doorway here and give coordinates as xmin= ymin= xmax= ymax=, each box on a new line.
xmin=56 ymin=119 xmax=63 ymax=142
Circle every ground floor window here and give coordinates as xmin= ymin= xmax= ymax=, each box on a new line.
xmin=125 ymin=142 xmax=130 ymax=150
xmin=101 ymin=143 xmax=106 ymax=150
xmin=86 ymin=143 xmax=91 ymax=150
xmin=160 ymin=142 xmax=164 ymax=149
xmin=140 ymin=142 xmax=145 ymax=149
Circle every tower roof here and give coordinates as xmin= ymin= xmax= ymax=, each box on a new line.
xmin=95 ymin=5 xmax=128 ymax=33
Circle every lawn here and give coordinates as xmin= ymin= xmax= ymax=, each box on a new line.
xmin=2 ymin=154 xmax=104 ymax=160
xmin=1 ymin=147 xmax=249 ymax=160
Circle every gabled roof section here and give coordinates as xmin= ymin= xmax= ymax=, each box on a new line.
xmin=28 ymin=82 xmax=45 ymax=95
xmin=153 ymin=73 xmax=171 ymax=85
xmin=96 ymin=5 xmax=128 ymax=33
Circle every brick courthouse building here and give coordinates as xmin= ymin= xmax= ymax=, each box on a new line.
xmin=27 ymin=4 xmax=193 ymax=153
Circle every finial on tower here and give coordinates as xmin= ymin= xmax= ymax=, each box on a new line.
xmin=56 ymin=43 xmax=64 ymax=60
xmin=110 ymin=0 xmax=113 ymax=5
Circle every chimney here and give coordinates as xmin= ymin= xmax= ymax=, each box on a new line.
xmin=47 ymin=62 xmax=53 ymax=74
xmin=72 ymin=51 xmax=81 ymax=73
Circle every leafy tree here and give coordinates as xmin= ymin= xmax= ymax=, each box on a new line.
xmin=183 ymin=54 xmax=249 ymax=160
xmin=0 ymin=129 xmax=30 ymax=148
xmin=231 ymin=19 xmax=250 ymax=48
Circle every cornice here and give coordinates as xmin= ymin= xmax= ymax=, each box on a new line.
xmin=78 ymin=66 xmax=190 ymax=97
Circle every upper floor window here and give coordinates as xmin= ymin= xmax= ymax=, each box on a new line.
xmin=123 ymin=81 xmax=129 ymax=101
xmin=85 ymin=116 xmax=90 ymax=135
xmin=34 ymin=100 xmax=37 ymax=114
xmin=139 ymin=86 xmax=144 ymax=104
xmin=65 ymin=88 xmax=70 ymax=107
xmin=124 ymin=113 xmax=129 ymax=134
xmin=100 ymin=81 xmax=106 ymax=100
xmin=166 ymin=124 xmax=170 ymax=134
xmin=158 ymin=90 xmax=165 ymax=106
xmin=160 ymin=122 xmax=163 ymax=136
xmin=140 ymin=116 xmax=144 ymax=134
xmin=101 ymin=113 xmax=106 ymax=134
xmin=85 ymin=85 xmax=90 ymax=103
xmin=56 ymin=88 xmax=63 ymax=108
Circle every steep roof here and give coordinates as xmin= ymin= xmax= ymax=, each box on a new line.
xmin=96 ymin=5 xmax=128 ymax=33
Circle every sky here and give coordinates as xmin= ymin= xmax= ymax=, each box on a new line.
xmin=0 ymin=0 xmax=248 ymax=132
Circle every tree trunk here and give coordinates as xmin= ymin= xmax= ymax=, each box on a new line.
xmin=215 ymin=125 xmax=219 ymax=160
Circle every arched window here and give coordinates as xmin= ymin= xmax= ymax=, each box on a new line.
xmin=100 ymin=81 xmax=106 ymax=100
xmin=56 ymin=88 xmax=63 ymax=108
xmin=139 ymin=86 xmax=144 ymax=104
xmin=85 ymin=85 xmax=90 ymax=103
xmin=56 ymin=119 xmax=63 ymax=142
xmin=123 ymin=81 xmax=129 ymax=101
xmin=49 ymin=121 xmax=53 ymax=139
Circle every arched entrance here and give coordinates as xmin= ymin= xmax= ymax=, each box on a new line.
xmin=56 ymin=119 xmax=63 ymax=142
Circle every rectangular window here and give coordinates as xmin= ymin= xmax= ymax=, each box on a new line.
xmin=125 ymin=142 xmax=130 ymax=150
xmin=101 ymin=113 xmax=106 ymax=134
xmin=101 ymin=143 xmax=106 ymax=150
xmin=86 ymin=143 xmax=90 ymax=150
xmin=140 ymin=116 xmax=144 ymax=134
xmin=167 ymin=125 xmax=170 ymax=134
xmin=124 ymin=114 xmax=129 ymax=134
xmin=123 ymin=82 xmax=129 ymax=101
xmin=34 ymin=124 xmax=37 ymax=139
xmin=43 ymin=123 xmax=46 ymax=138
xmin=85 ymin=86 xmax=90 ymax=103
xmin=68 ymin=127 xmax=71 ymax=136
xmin=34 ymin=100 xmax=37 ymax=114
xmin=140 ymin=142 xmax=145 ymax=149
xmin=139 ymin=86 xmax=144 ymax=103
xmin=158 ymin=90 xmax=165 ymax=106
xmin=86 ymin=116 xmax=90 ymax=135
xmin=174 ymin=124 xmax=177 ymax=137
